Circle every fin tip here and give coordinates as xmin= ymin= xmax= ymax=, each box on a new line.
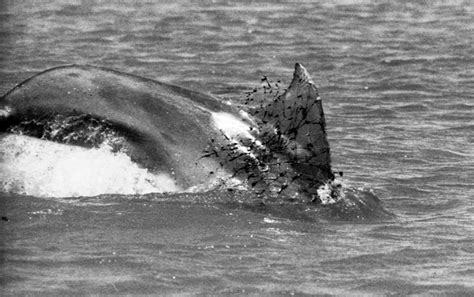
xmin=293 ymin=63 xmax=314 ymax=84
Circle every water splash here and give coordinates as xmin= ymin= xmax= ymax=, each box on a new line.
xmin=0 ymin=134 xmax=181 ymax=197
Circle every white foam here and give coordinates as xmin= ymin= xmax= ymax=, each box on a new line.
xmin=0 ymin=134 xmax=181 ymax=198
xmin=316 ymin=176 xmax=345 ymax=205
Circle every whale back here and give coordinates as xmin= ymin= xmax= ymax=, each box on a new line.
xmin=0 ymin=65 xmax=236 ymax=188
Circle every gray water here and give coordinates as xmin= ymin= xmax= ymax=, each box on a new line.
xmin=1 ymin=1 xmax=473 ymax=295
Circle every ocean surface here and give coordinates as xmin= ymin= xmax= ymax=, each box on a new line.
xmin=1 ymin=0 xmax=473 ymax=295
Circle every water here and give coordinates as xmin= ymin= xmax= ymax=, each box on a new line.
xmin=1 ymin=0 xmax=473 ymax=295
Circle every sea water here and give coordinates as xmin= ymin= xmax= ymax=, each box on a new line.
xmin=0 ymin=1 xmax=473 ymax=295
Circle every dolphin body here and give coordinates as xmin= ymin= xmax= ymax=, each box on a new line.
xmin=0 ymin=63 xmax=336 ymax=202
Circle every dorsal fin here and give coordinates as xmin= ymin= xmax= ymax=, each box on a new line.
xmin=261 ymin=63 xmax=334 ymax=183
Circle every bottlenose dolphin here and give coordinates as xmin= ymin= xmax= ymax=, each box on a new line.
xmin=0 ymin=63 xmax=337 ymax=202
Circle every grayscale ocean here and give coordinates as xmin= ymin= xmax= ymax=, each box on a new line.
xmin=0 ymin=1 xmax=473 ymax=295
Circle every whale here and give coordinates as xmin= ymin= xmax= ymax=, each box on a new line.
xmin=0 ymin=63 xmax=337 ymax=202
